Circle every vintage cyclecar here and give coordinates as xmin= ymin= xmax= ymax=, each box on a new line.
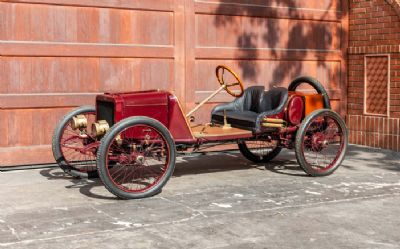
xmin=52 ymin=65 xmax=348 ymax=199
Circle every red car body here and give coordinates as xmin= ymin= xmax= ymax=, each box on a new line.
xmin=52 ymin=69 xmax=347 ymax=199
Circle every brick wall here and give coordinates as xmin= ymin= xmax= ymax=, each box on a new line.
xmin=348 ymin=0 xmax=400 ymax=151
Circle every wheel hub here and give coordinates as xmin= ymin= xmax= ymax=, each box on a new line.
xmin=118 ymin=154 xmax=129 ymax=164
xmin=311 ymin=132 xmax=327 ymax=152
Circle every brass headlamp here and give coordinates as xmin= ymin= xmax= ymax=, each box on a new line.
xmin=71 ymin=115 xmax=88 ymax=130
xmin=91 ymin=120 xmax=110 ymax=137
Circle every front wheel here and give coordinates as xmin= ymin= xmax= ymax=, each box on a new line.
xmin=295 ymin=109 xmax=348 ymax=176
xmin=97 ymin=117 xmax=176 ymax=199
xmin=238 ymin=140 xmax=282 ymax=163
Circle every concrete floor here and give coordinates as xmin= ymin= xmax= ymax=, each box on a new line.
xmin=0 ymin=145 xmax=399 ymax=249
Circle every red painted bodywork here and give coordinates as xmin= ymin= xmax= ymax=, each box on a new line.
xmin=96 ymin=90 xmax=195 ymax=143
xmin=287 ymin=95 xmax=304 ymax=125
xmin=96 ymin=89 xmax=324 ymax=146
xmin=167 ymin=95 xmax=196 ymax=143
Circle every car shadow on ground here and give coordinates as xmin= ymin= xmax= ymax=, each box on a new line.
xmin=38 ymin=145 xmax=399 ymax=200
xmin=38 ymin=151 xmax=306 ymax=200
xmin=173 ymin=150 xmax=307 ymax=177
xmin=39 ymin=168 xmax=117 ymax=200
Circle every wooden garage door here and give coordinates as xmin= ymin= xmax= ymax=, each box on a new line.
xmin=0 ymin=0 xmax=348 ymax=166
xmin=0 ymin=0 xmax=184 ymax=166
xmin=184 ymin=0 xmax=348 ymax=123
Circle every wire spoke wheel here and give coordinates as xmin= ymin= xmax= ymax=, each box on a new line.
xmin=107 ymin=125 xmax=168 ymax=192
xmin=52 ymin=106 xmax=98 ymax=178
xmin=238 ymin=139 xmax=281 ymax=163
xmin=97 ymin=117 xmax=176 ymax=199
xmin=295 ymin=109 xmax=348 ymax=176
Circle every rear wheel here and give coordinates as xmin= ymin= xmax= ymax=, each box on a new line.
xmin=295 ymin=109 xmax=348 ymax=176
xmin=97 ymin=117 xmax=176 ymax=199
xmin=52 ymin=106 xmax=98 ymax=178
xmin=238 ymin=140 xmax=282 ymax=163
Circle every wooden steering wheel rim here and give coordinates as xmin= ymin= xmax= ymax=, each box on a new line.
xmin=215 ymin=65 xmax=244 ymax=97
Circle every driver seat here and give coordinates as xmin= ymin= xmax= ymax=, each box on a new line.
xmin=211 ymin=86 xmax=288 ymax=132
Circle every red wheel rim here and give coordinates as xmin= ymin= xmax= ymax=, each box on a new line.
xmin=105 ymin=124 xmax=170 ymax=193
xmin=60 ymin=112 xmax=97 ymax=173
xmin=301 ymin=115 xmax=345 ymax=172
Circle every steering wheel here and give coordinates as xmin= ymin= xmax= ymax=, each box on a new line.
xmin=216 ymin=65 xmax=244 ymax=97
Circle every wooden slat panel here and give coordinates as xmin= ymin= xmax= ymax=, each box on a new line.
xmin=0 ymin=93 xmax=98 ymax=109
xmin=0 ymin=57 xmax=175 ymax=94
xmin=2 ymin=0 xmax=175 ymax=12
xmin=1 ymin=108 xmax=72 ymax=148
xmin=5 ymin=109 xmax=33 ymax=146
xmin=195 ymin=47 xmax=342 ymax=61
xmin=195 ymin=0 xmax=342 ymax=21
xmin=195 ymin=0 xmax=342 ymax=12
xmin=0 ymin=42 xmax=174 ymax=58
xmin=0 ymin=145 xmax=53 ymax=166
xmin=0 ymin=3 xmax=174 ymax=45
xmin=0 ymin=111 xmax=8 ymax=146
xmin=196 ymin=14 xmax=341 ymax=50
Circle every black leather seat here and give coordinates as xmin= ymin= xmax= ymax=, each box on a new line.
xmin=211 ymin=86 xmax=288 ymax=132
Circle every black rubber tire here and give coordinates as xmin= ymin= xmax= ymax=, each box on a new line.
xmin=97 ymin=117 xmax=176 ymax=199
xmin=238 ymin=141 xmax=282 ymax=163
xmin=295 ymin=109 xmax=348 ymax=176
xmin=288 ymin=76 xmax=331 ymax=109
xmin=52 ymin=105 xmax=98 ymax=178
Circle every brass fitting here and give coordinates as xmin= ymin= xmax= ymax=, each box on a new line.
xmin=71 ymin=115 xmax=88 ymax=130
xmin=262 ymin=118 xmax=286 ymax=128
xmin=91 ymin=120 xmax=110 ymax=137
xmin=116 ymin=134 xmax=123 ymax=145
xmin=263 ymin=118 xmax=285 ymax=124
xmin=262 ymin=123 xmax=285 ymax=128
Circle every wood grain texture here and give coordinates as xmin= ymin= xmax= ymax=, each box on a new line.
xmin=0 ymin=145 xmax=54 ymax=166
xmin=0 ymin=57 xmax=174 ymax=94
xmin=0 ymin=93 xmax=99 ymax=108
xmin=1 ymin=0 xmax=174 ymax=12
xmin=0 ymin=2 xmax=173 ymax=44
xmin=195 ymin=1 xmax=342 ymax=21
xmin=0 ymin=42 xmax=174 ymax=58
